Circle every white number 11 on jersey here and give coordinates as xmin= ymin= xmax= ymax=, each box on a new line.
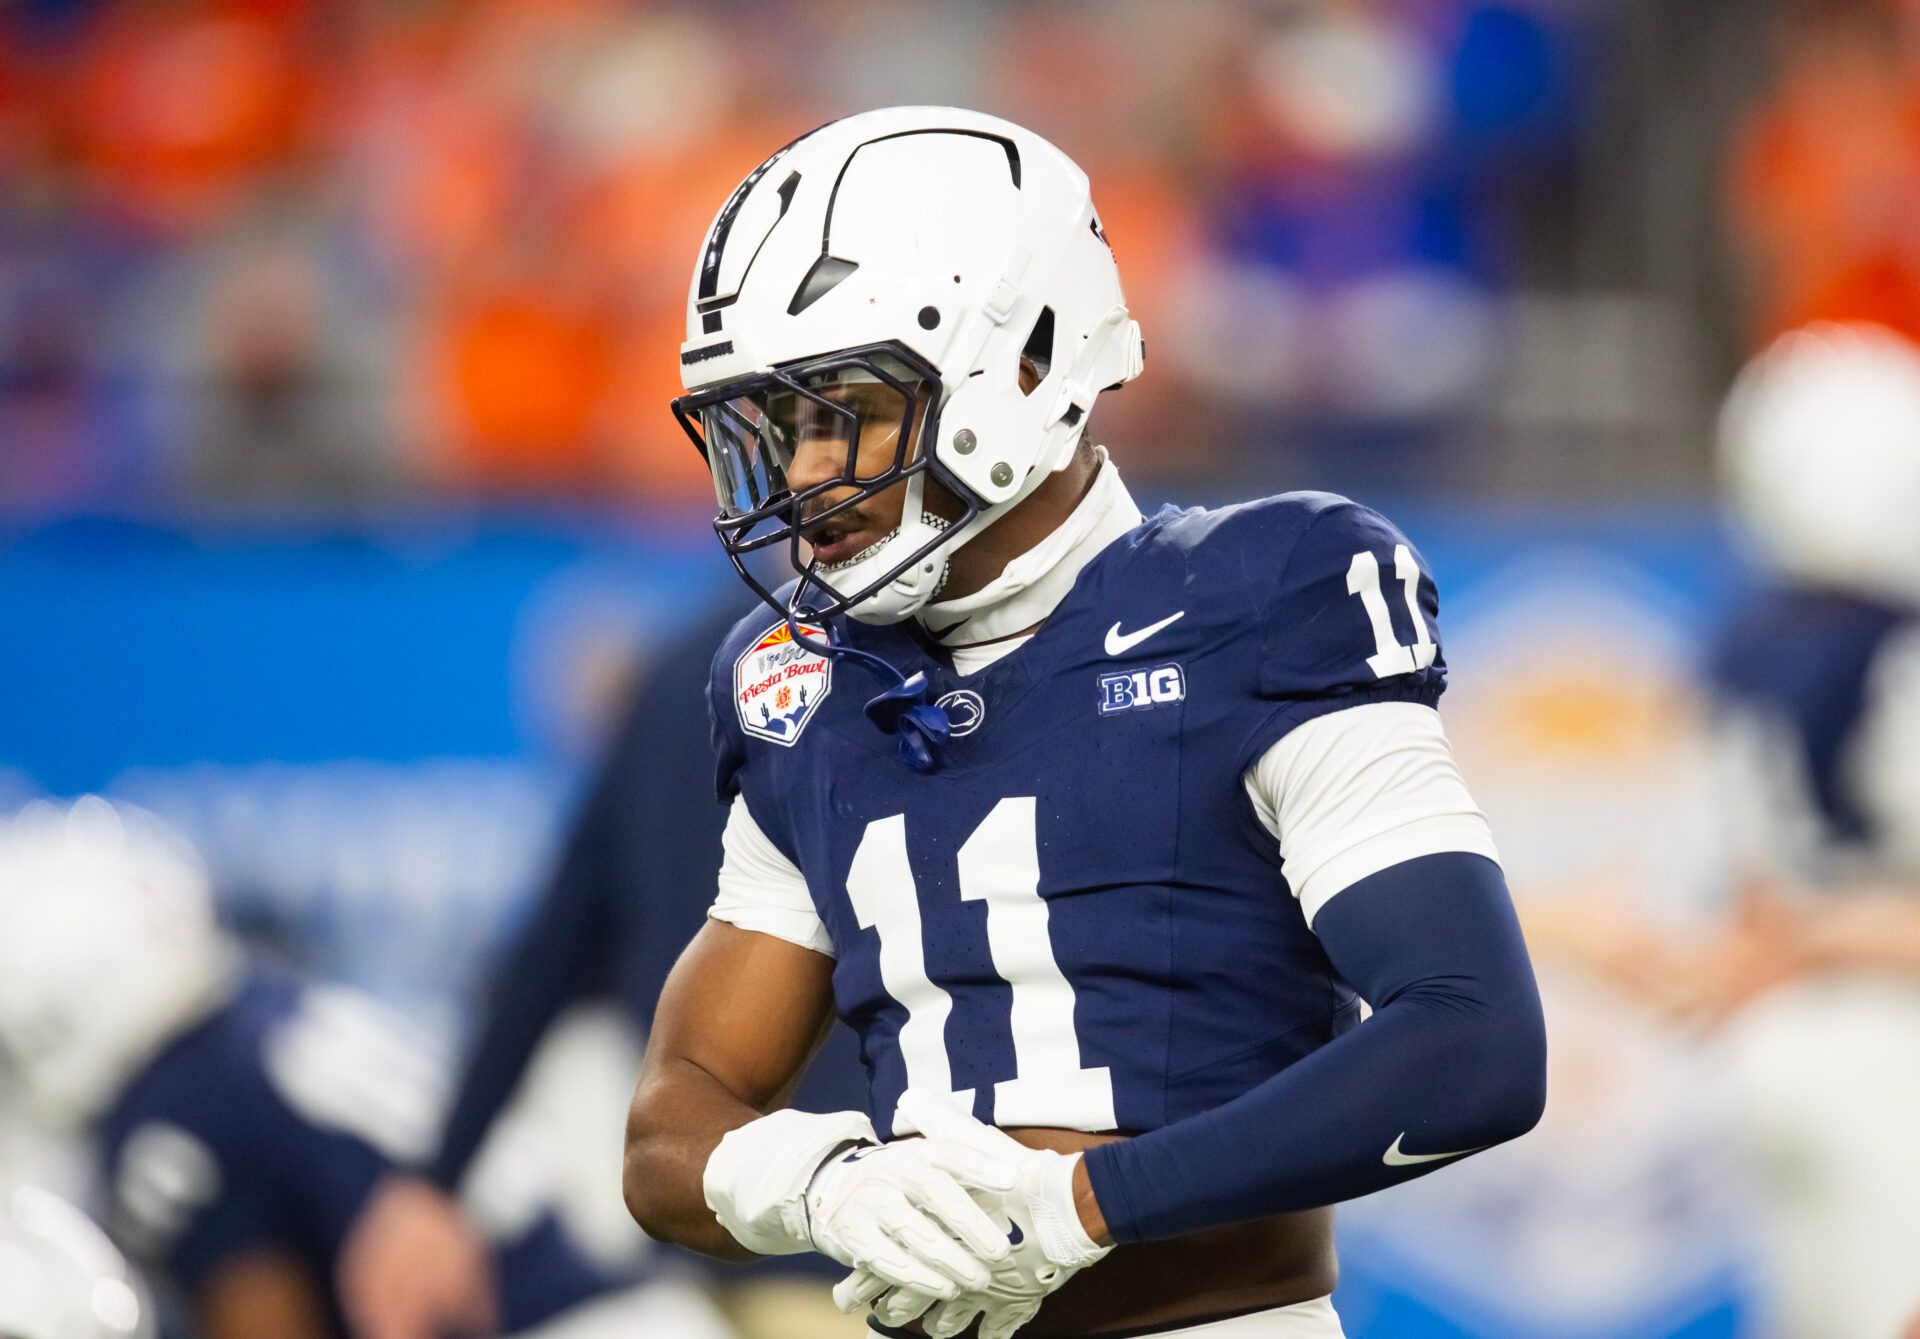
xmin=1347 ymin=544 xmax=1437 ymax=679
xmin=845 ymin=798 xmax=1117 ymax=1136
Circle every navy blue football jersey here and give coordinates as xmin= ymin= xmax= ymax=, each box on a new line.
xmin=98 ymin=968 xmax=616 ymax=1337
xmin=709 ymin=493 xmax=1446 ymax=1137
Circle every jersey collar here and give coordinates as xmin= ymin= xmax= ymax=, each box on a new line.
xmin=919 ymin=448 xmax=1144 ymax=649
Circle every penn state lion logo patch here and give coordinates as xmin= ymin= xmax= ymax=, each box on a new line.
xmin=735 ymin=620 xmax=833 ymax=745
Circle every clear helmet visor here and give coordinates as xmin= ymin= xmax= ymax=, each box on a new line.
xmin=673 ymin=343 xmax=971 ymax=622
xmin=693 ymin=350 xmax=934 ymax=543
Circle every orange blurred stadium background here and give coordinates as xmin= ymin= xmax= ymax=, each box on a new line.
xmin=8 ymin=0 xmax=1892 ymax=512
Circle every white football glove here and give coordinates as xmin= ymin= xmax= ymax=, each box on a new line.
xmin=833 ymin=1091 xmax=1114 ymax=1339
xmin=703 ymin=1107 xmax=1018 ymax=1299
xmin=836 ymin=1266 xmax=1045 ymax=1339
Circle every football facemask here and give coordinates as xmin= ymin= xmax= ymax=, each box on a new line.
xmin=673 ymin=108 xmax=1144 ymax=628
xmin=675 ymin=343 xmax=978 ymax=624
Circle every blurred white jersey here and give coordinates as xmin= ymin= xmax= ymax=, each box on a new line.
xmin=1708 ymin=586 xmax=1920 ymax=1336
xmin=1719 ymin=978 xmax=1920 ymax=1338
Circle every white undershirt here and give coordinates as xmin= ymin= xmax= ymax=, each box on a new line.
xmin=923 ymin=446 xmax=1146 ymax=671
xmin=711 ymin=460 xmax=1499 ymax=950
xmin=948 ymin=637 xmax=1031 ymax=676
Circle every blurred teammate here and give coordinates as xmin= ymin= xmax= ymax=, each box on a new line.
xmin=0 ymin=1185 xmax=154 ymax=1339
xmin=624 ymin=106 xmax=1546 ymax=1338
xmin=0 ymin=796 xmax=733 ymax=1339
xmin=340 ymin=600 xmax=870 ymax=1339
xmin=1693 ymin=321 xmax=1920 ymax=1337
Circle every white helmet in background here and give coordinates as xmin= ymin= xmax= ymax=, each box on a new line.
xmin=0 ymin=798 xmax=237 ymax=1128
xmin=672 ymin=105 xmax=1145 ymax=624
xmin=0 ymin=1186 xmax=154 ymax=1339
xmin=1720 ymin=322 xmax=1920 ymax=605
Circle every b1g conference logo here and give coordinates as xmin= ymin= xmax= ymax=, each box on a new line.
xmin=736 ymin=621 xmax=833 ymax=744
xmin=1098 ymin=662 xmax=1186 ymax=715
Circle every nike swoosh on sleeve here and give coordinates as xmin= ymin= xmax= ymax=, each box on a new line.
xmin=1381 ymin=1133 xmax=1488 ymax=1167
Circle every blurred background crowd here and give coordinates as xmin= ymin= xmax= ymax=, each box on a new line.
xmin=3 ymin=0 xmax=1883 ymax=511
xmin=7 ymin=0 xmax=1920 ymax=1337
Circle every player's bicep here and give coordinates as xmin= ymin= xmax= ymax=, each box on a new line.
xmin=645 ymin=917 xmax=838 ymax=1112
xmin=1246 ymin=701 xmax=1498 ymax=926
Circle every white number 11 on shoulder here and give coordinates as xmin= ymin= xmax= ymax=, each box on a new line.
xmin=1347 ymin=545 xmax=1437 ymax=679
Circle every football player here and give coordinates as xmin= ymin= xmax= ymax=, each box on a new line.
xmin=1712 ymin=322 xmax=1920 ymax=893
xmin=0 ymin=1185 xmax=154 ymax=1339
xmin=0 ymin=797 xmax=734 ymax=1339
xmin=623 ymin=107 xmax=1547 ymax=1339
xmin=1691 ymin=321 xmax=1920 ymax=1337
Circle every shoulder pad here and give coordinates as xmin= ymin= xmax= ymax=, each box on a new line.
xmin=1256 ymin=496 xmax=1446 ymax=699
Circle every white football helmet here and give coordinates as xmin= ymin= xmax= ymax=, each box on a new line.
xmin=672 ymin=105 xmax=1145 ymax=624
xmin=1720 ymin=322 xmax=1920 ymax=605
xmin=0 ymin=1186 xmax=154 ymax=1339
xmin=0 ymin=798 xmax=238 ymax=1128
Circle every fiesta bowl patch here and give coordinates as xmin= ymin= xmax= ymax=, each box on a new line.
xmin=735 ymin=620 xmax=833 ymax=745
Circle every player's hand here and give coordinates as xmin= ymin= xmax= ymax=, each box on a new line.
xmin=836 ymin=1269 xmax=1046 ymax=1339
xmin=803 ymin=1135 xmax=1021 ymax=1301
xmin=831 ymin=1092 xmax=1114 ymax=1337
xmin=952 ymin=1292 xmax=1044 ymax=1339
xmin=898 ymin=1091 xmax=1112 ymax=1282
xmin=336 ymin=1175 xmax=498 ymax=1339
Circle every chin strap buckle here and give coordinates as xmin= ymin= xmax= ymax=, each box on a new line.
xmin=862 ymin=672 xmax=952 ymax=774
xmin=785 ymin=607 xmax=952 ymax=773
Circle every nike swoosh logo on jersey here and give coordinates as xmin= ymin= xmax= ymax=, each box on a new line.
xmin=1104 ymin=612 xmax=1185 ymax=657
xmin=1382 ymin=1133 xmax=1487 ymax=1167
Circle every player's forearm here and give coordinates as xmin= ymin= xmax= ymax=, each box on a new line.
xmin=622 ymin=1054 xmax=764 ymax=1259
xmin=1799 ymin=893 xmax=1920 ymax=976
xmin=1083 ymin=853 xmax=1546 ymax=1242
xmin=623 ymin=920 xmax=842 ymax=1257
xmin=1084 ymin=978 xmax=1544 ymax=1241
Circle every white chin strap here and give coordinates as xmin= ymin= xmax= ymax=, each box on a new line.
xmin=830 ymin=470 xmax=952 ymax=625
xmin=838 ymin=427 xmax=1084 ymax=625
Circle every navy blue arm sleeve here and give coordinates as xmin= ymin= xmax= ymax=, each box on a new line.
xmin=1083 ymin=852 xmax=1546 ymax=1243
